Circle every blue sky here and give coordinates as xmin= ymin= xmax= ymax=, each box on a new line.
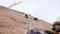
xmin=0 ymin=0 xmax=60 ymax=24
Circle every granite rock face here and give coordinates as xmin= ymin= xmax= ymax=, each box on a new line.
xmin=0 ymin=6 xmax=52 ymax=34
